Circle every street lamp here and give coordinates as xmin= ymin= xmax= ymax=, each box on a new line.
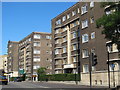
xmin=106 ymin=43 xmax=111 ymax=88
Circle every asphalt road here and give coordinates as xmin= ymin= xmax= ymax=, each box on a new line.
xmin=2 ymin=81 xmax=110 ymax=90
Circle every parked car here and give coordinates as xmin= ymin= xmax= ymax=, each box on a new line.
xmin=0 ymin=75 xmax=8 ymax=85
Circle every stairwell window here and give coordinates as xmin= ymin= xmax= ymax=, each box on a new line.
xmin=82 ymin=19 xmax=88 ymax=29
xmin=73 ymin=32 xmax=77 ymax=39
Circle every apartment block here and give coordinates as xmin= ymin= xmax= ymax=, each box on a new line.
xmin=52 ymin=2 xmax=120 ymax=86
xmin=7 ymin=41 xmax=19 ymax=77
xmin=8 ymin=32 xmax=52 ymax=81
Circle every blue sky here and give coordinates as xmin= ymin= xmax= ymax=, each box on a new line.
xmin=2 ymin=2 xmax=76 ymax=55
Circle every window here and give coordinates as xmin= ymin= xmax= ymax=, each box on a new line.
xmin=90 ymin=17 xmax=94 ymax=23
xmin=33 ymin=66 xmax=40 ymax=69
xmin=33 ymin=42 xmax=40 ymax=46
xmin=55 ymin=49 xmax=59 ymax=54
xmin=73 ymin=32 xmax=77 ymax=38
xmin=67 ymin=14 xmax=70 ymax=19
xmin=82 ymin=19 xmax=88 ymax=29
xmin=55 ymin=29 xmax=60 ymax=34
xmin=81 ymin=4 xmax=87 ymax=15
xmin=63 ymin=37 xmax=66 ymax=42
xmin=33 ymin=57 xmax=40 ymax=62
xmin=82 ymin=49 xmax=89 ymax=58
xmin=63 ymin=47 xmax=66 ymax=53
xmin=73 ymin=57 xmax=77 ymax=62
xmin=91 ymin=32 xmax=95 ymax=39
xmin=73 ymin=44 xmax=77 ymax=50
xmin=90 ymin=1 xmax=94 ymax=8
xmin=46 ymin=36 xmax=51 ymax=39
xmin=34 ymin=34 xmax=41 ymax=39
xmin=108 ymin=44 xmax=118 ymax=53
xmin=105 ymin=11 xmax=111 ymax=15
xmin=82 ymin=34 xmax=89 ymax=43
xmin=34 ymin=49 xmax=40 ymax=54
xmin=83 ymin=64 xmax=89 ymax=73
xmin=56 ymin=19 xmax=61 ymax=25
xmin=55 ymin=39 xmax=59 ymax=44
xmin=63 ymin=27 xmax=67 ymax=32
xmin=73 ymin=21 xmax=77 ymax=27
xmin=9 ymin=44 xmax=12 ymax=47
xmin=62 ymin=16 xmax=66 ymax=22
xmin=72 ymin=10 xmax=76 ymax=16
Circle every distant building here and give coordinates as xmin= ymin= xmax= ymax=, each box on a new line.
xmin=8 ymin=32 xmax=52 ymax=81
xmin=7 ymin=41 xmax=19 ymax=77
xmin=0 ymin=55 xmax=8 ymax=73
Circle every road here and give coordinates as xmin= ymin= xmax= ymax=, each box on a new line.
xmin=2 ymin=81 xmax=110 ymax=90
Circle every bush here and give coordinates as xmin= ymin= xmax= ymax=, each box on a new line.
xmin=38 ymin=74 xmax=80 ymax=81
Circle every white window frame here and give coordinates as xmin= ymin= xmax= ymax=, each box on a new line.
xmin=73 ymin=57 xmax=77 ymax=62
xmin=82 ymin=34 xmax=89 ymax=43
xmin=82 ymin=19 xmax=88 ymax=29
xmin=90 ymin=1 xmax=94 ymax=8
xmin=55 ymin=49 xmax=59 ymax=55
xmin=81 ymin=4 xmax=87 ymax=15
xmin=73 ymin=32 xmax=77 ymax=39
xmin=83 ymin=64 xmax=89 ymax=73
xmin=72 ymin=10 xmax=76 ymax=16
xmin=62 ymin=16 xmax=66 ymax=22
xmin=33 ymin=42 xmax=40 ymax=46
xmin=82 ymin=49 xmax=89 ymax=58
xmin=91 ymin=32 xmax=95 ymax=39
xmin=33 ymin=57 xmax=40 ymax=62
xmin=34 ymin=34 xmax=41 ymax=39
xmin=67 ymin=14 xmax=70 ymax=19
xmin=73 ymin=44 xmax=77 ymax=50
xmin=63 ymin=47 xmax=66 ymax=53
xmin=33 ymin=49 xmax=40 ymax=54
xmin=56 ymin=19 xmax=61 ymax=25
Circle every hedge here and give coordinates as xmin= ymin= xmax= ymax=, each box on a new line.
xmin=38 ymin=74 xmax=80 ymax=81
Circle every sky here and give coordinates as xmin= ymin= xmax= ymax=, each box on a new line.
xmin=2 ymin=2 xmax=76 ymax=55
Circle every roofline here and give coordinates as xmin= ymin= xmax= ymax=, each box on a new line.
xmin=19 ymin=32 xmax=51 ymax=43
xmin=51 ymin=2 xmax=79 ymax=21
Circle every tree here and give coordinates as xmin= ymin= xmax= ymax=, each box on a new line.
xmin=96 ymin=2 xmax=120 ymax=52
xmin=37 ymin=67 xmax=46 ymax=81
xmin=37 ymin=67 xmax=46 ymax=75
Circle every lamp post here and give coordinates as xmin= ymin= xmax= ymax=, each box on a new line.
xmin=106 ymin=43 xmax=111 ymax=88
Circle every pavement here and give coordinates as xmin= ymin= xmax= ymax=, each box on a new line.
xmin=1 ymin=81 xmax=117 ymax=90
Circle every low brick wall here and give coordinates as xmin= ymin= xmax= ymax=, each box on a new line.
xmin=81 ymin=71 xmax=120 ymax=87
